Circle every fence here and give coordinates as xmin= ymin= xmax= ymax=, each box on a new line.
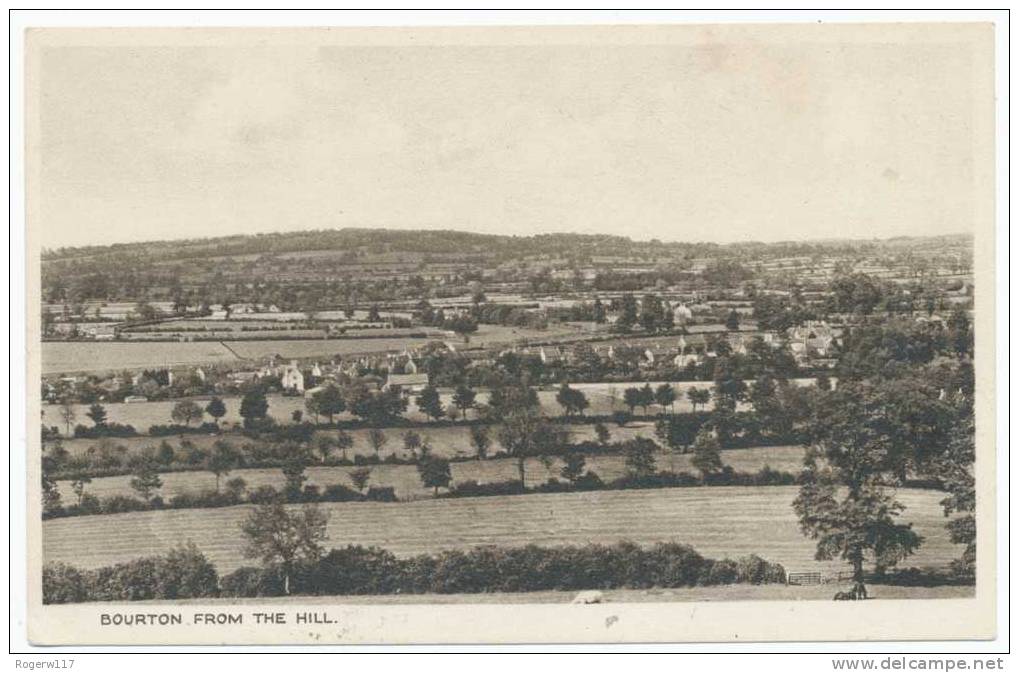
xmin=786 ymin=571 xmax=822 ymax=586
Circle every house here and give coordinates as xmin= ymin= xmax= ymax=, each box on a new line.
xmin=384 ymin=372 xmax=430 ymax=393
xmin=92 ymin=324 xmax=118 ymax=341
xmin=673 ymin=304 xmax=694 ymax=324
xmin=230 ymin=371 xmax=259 ymax=385
xmin=281 ymin=361 xmax=305 ymax=393
xmin=673 ymin=352 xmax=701 ymax=368
xmin=787 ymin=320 xmax=836 ymax=362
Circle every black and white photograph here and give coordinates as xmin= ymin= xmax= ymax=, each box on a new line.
xmin=16 ymin=16 xmax=1002 ymax=649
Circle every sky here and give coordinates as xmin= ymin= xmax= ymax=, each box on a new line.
xmin=32 ymin=25 xmax=989 ymax=249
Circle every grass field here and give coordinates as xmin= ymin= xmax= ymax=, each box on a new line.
xmin=45 ymin=378 xmax=817 ymax=436
xmin=42 ymin=324 xmax=588 ymax=375
xmin=42 ymin=341 xmax=240 ymax=374
xmin=43 ymin=487 xmax=962 ymax=577
xmin=54 ymin=444 xmax=809 ymax=502
xmin=55 ymin=418 xmax=676 ymax=459
xmin=123 ymin=582 xmax=974 ymax=605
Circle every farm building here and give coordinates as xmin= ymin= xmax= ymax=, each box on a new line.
xmin=384 ymin=372 xmax=430 ymax=393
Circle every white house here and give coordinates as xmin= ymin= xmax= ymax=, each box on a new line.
xmin=281 ymin=361 xmax=305 ymax=393
xmin=673 ymin=304 xmax=694 ymax=324
xmin=384 ymin=372 xmax=430 ymax=393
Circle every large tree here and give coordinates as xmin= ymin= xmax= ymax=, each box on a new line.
xmin=793 ymin=381 xmax=927 ymax=586
xmin=655 ymin=414 xmax=703 ymax=453
xmin=686 ymin=387 xmax=711 ymax=412
xmin=451 ymin=384 xmax=477 ymax=420
xmin=310 ymin=385 xmax=345 ymax=424
xmin=86 ymin=403 xmax=107 ymax=428
xmin=171 ymin=400 xmax=204 ymax=427
xmin=690 ymin=429 xmax=724 ymax=483
xmin=128 ymin=457 xmax=163 ymax=503
xmin=468 ymin=424 xmax=490 ymax=460
xmin=205 ymin=440 xmax=241 ymax=492
xmin=415 ymin=385 xmax=444 ymax=421
xmin=417 ymin=455 xmax=452 ymax=496
xmin=239 ymin=388 xmax=269 ymax=425
xmin=497 ymin=411 xmax=564 ymax=487
xmin=58 ymin=399 xmax=76 ymax=436
xmin=555 ymin=383 xmax=589 ymax=418
xmin=240 ymin=502 xmax=329 ymax=595
xmin=654 ymin=384 xmax=676 ymax=414
xmin=205 ymin=397 xmax=227 ymax=426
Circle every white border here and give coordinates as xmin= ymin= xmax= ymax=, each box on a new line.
xmin=5 ymin=7 xmax=1011 ymax=660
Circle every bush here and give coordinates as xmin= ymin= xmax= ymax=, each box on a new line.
xmin=169 ymin=490 xmax=241 ymax=509
xmin=47 ymin=540 xmax=789 ymax=603
xmin=247 ymin=485 xmax=281 ymax=504
xmin=220 ymin=566 xmax=285 ymax=598
xmin=100 ymin=495 xmax=151 ymax=515
xmin=445 ymin=479 xmax=526 ymax=498
xmin=42 ymin=562 xmax=88 ymax=604
xmin=702 ymin=558 xmax=740 ymax=585
xmin=153 ymin=542 xmax=219 ymax=599
xmin=365 ymin=486 xmax=397 ymax=502
xmin=321 ymin=484 xmax=364 ymax=502
xmin=148 ymin=422 xmax=220 ymax=437
xmin=734 ymin=554 xmax=787 ymax=585
xmin=309 ymin=546 xmax=402 ymax=595
xmin=87 ymin=557 xmax=161 ymax=601
xmin=73 ymin=423 xmax=137 ymax=439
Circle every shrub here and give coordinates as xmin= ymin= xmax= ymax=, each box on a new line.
xmin=169 ymin=490 xmax=240 ymax=509
xmin=100 ymin=495 xmax=150 ymax=515
xmin=42 ymin=562 xmax=88 ymax=604
xmin=46 ymin=541 xmax=788 ymax=603
xmin=734 ymin=554 xmax=787 ymax=585
xmin=702 ymin=558 xmax=740 ymax=585
xmin=365 ymin=486 xmax=397 ymax=502
xmin=247 ymin=485 xmax=281 ymax=504
xmin=220 ymin=566 xmax=285 ymax=598
xmin=153 ymin=543 xmax=219 ymax=599
xmin=73 ymin=423 xmax=137 ymax=439
xmin=310 ymin=546 xmax=402 ymax=595
xmin=646 ymin=542 xmax=709 ymax=587
xmin=321 ymin=484 xmax=364 ymax=502
xmin=445 ymin=480 xmax=526 ymax=498
xmin=87 ymin=557 xmax=161 ymax=601
xmin=148 ymin=422 xmax=220 ymax=437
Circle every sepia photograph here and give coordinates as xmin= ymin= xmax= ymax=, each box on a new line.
xmin=17 ymin=16 xmax=1001 ymax=648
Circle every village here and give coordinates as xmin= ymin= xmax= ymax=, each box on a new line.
xmin=39 ymin=229 xmax=977 ymax=606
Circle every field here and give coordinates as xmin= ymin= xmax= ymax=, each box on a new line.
xmin=46 ymin=378 xmax=818 ymax=435
xmin=125 ymin=582 xmax=974 ymax=605
xmin=43 ymin=487 xmax=962 ymax=576
xmin=42 ymin=324 xmax=589 ymax=375
xmin=42 ymin=341 xmax=240 ymax=374
xmin=54 ymin=444 xmax=809 ymax=502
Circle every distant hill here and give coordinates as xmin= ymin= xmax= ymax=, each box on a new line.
xmin=41 ymin=226 xmax=972 ymax=264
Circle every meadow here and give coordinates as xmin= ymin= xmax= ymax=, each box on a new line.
xmin=42 ymin=324 xmax=588 ymax=375
xmin=42 ymin=486 xmax=963 ymax=577
xmin=54 ymin=444 xmax=809 ymax=502
xmin=46 ymin=378 xmax=806 ymax=435
xmin=141 ymin=583 xmax=974 ymax=604
xmin=42 ymin=341 xmax=241 ymax=375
